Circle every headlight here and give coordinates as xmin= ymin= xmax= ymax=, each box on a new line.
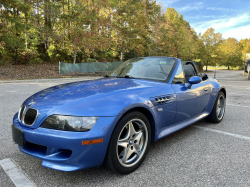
xmin=41 ymin=115 xmax=98 ymax=132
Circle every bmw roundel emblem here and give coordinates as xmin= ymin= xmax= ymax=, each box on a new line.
xmin=28 ymin=101 xmax=36 ymax=106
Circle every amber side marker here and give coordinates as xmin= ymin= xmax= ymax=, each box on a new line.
xmin=82 ymin=138 xmax=103 ymax=145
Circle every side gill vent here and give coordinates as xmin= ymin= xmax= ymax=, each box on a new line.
xmin=155 ymin=97 xmax=171 ymax=104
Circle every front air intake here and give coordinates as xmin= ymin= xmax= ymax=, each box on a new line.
xmin=24 ymin=108 xmax=38 ymax=126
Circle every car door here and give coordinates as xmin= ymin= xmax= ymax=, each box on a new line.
xmin=171 ymin=62 xmax=211 ymax=124
xmin=150 ymin=91 xmax=177 ymax=133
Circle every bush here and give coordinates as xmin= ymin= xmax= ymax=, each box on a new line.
xmin=19 ymin=49 xmax=43 ymax=64
xmin=85 ymin=58 xmax=98 ymax=63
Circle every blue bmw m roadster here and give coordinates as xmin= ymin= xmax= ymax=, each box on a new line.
xmin=12 ymin=57 xmax=226 ymax=174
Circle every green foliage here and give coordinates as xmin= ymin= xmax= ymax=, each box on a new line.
xmin=240 ymin=39 xmax=250 ymax=61
xmin=86 ymin=58 xmax=98 ymax=63
xmin=0 ymin=0 xmax=249 ymax=67
xmin=124 ymin=50 xmax=138 ymax=60
xmin=199 ymin=28 xmax=223 ymax=70
xmin=219 ymin=38 xmax=243 ymax=69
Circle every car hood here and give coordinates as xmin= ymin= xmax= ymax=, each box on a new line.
xmin=23 ymin=78 xmax=168 ymax=117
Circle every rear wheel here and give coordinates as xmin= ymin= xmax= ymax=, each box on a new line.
xmin=105 ymin=111 xmax=151 ymax=174
xmin=205 ymin=91 xmax=226 ymax=123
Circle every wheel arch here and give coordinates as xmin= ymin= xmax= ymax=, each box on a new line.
xmin=220 ymin=87 xmax=226 ymax=98
xmin=116 ymin=107 xmax=156 ymax=143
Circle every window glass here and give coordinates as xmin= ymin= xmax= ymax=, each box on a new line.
xmin=172 ymin=63 xmax=185 ymax=84
xmin=109 ymin=57 xmax=177 ymax=82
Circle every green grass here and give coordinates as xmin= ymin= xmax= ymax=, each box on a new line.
xmin=204 ymin=66 xmax=244 ymax=70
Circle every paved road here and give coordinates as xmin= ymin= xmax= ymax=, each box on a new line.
xmin=1 ymin=70 xmax=250 ymax=187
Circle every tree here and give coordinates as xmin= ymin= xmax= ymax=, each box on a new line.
xmin=0 ymin=0 xmax=30 ymax=64
xmin=161 ymin=8 xmax=199 ymax=60
xmin=240 ymin=39 xmax=250 ymax=61
xmin=109 ymin=0 xmax=149 ymax=61
xmin=0 ymin=0 xmax=249 ymax=66
xmin=195 ymin=36 xmax=207 ymax=65
xmin=220 ymin=38 xmax=242 ymax=69
xmin=143 ymin=0 xmax=163 ymax=57
xmin=200 ymin=28 xmax=223 ymax=71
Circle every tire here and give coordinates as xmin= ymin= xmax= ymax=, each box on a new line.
xmin=205 ymin=91 xmax=226 ymax=123
xmin=105 ymin=111 xmax=151 ymax=174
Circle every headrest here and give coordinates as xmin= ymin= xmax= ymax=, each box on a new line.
xmin=184 ymin=65 xmax=195 ymax=77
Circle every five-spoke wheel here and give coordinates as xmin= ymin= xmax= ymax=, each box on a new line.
xmin=117 ymin=119 xmax=148 ymax=167
xmin=216 ymin=94 xmax=225 ymax=120
xmin=105 ymin=111 xmax=151 ymax=174
xmin=205 ymin=91 xmax=226 ymax=123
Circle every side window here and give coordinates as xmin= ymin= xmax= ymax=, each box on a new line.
xmin=172 ymin=63 xmax=185 ymax=84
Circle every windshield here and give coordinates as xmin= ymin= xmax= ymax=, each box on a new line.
xmin=109 ymin=57 xmax=177 ymax=81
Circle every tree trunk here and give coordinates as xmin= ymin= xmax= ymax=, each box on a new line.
xmin=44 ymin=0 xmax=51 ymax=52
xmin=63 ymin=0 xmax=65 ymax=48
xmin=14 ymin=8 xmax=18 ymax=65
xmin=44 ymin=38 xmax=49 ymax=52
xmin=228 ymin=66 xmax=230 ymax=70
xmin=68 ymin=0 xmax=70 ymax=39
xmin=24 ymin=0 xmax=28 ymax=49
xmin=120 ymin=51 xmax=123 ymax=61
xmin=206 ymin=66 xmax=207 ymax=71
xmin=37 ymin=0 xmax=39 ymax=24
xmin=15 ymin=48 xmax=18 ymax=65
xmin=44 ymin=0 xmax=51 ymax=28
xmin=73 ymin=50 xmax=77 ymax=64
xmin=108 ymin=7 xmax=113 ymax=39
xmin=25 ymin=33 xmax=27 ymax=49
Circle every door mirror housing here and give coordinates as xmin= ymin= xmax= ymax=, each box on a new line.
xmin=188 ymin=76 xmax=202 ymax=84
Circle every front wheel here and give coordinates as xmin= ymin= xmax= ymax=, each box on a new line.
xmin=105 ymin=111 xmax=151 ymax=174
xmin=205 ymin=91 xmax=226 ymax=123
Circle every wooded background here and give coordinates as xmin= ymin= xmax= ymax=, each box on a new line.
xmin=0 ymin=0 xmax=250 ymax=70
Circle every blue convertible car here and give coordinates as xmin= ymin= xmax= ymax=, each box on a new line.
xmin=12 ymin=57 xmax=226 ymax=174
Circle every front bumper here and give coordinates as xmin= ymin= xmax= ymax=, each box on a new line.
xmin=12 ymin=113 xmax=118 ymax=171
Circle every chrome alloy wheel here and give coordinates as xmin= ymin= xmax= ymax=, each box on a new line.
xmin=116 ymin=119 xmax=148 ymax=167
xmin=216 ymin=94 xmax=225 ymax=120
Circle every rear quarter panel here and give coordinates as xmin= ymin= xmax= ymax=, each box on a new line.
xmin=205 ymin=78 xmax=225 ymax=114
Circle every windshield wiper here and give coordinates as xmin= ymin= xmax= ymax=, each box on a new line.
xmin=116 ymin=75 xmax=138 ymax=79
xmin=124 ymin=75 xmax=135 ymax=78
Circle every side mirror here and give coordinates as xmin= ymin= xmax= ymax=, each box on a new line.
xmin=188 ymin=76 xmax=202 ymax=84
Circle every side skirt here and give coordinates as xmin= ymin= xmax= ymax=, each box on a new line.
xmin=154 ymin=112 xmax=210 ymax=141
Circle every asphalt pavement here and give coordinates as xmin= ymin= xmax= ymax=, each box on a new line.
xmin=1 ymin=70 xmax=250 ymax=187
